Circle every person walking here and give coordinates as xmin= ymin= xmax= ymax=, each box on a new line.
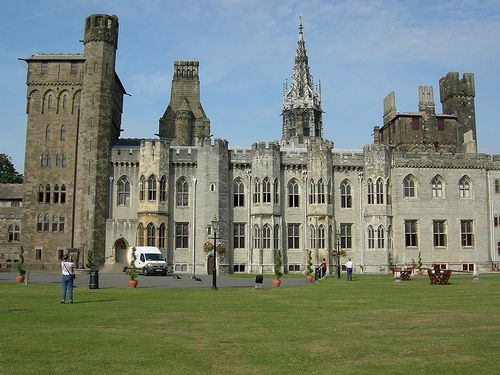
xmin=61 ymin=254 xmax=75 ymax=304
xmin=320 ymin=258 xmax=327 ymax=278
xmin=345 ymin=258 xmax=353 ymax=281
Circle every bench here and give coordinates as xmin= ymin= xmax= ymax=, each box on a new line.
xmin=400 ymin=268 xmax=413 ymax=280
xmin=427 ymin=269 xmax=452 ymax=284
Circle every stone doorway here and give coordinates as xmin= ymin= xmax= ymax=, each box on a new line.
xmin=207 ymin=255 xmax=215 ymax=275
xmin=114 ymin=238 xmax=128 ymax=267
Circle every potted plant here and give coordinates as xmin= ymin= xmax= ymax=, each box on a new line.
xmin=16 ymin=246 xmax=25 ymax=283
xmin=417 ymin=252 xmax=423 ymax=276
xmin=306 ymin=250 xmax=313 ymax=282
xmin=273 ymin=250 xmax=283 ymax=287
xmin=128 ymin=247 xmax=138 ymax=288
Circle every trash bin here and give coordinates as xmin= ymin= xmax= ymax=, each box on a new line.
xmin=314 ymin=267 xmax=321 ymax=280
xmin=89 ymin=269 xmax=99 ymax=289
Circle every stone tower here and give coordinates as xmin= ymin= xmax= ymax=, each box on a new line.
xmin=439 ymin=72 xmax=476 ymax=148
xmin=158 ymin=61 xmax=211 ymax=145
xmin=74 ymin=14 xmax=125 ymax=266
xmin=282 ymin=18 xmax=323 ymax=144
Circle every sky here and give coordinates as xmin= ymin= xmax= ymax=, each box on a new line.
xmin=1 ymin=0 xmax=500 ymax=173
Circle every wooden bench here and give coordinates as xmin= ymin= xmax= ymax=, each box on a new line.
xmin=400 ymin=268 xmax=413 ymax=280
xmin=427 ymin=269 xmax=452 ymax=284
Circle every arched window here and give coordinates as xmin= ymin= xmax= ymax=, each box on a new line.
xmin=431 ymin=175 xmax=443 ymax=198
xmin=262 ymin=178 xmax=271 ymax=203
xmin=45 ymin=125 xmax=51 ymax=141
xmin=36 ymin=215 xmax=43 ymax=232
xmin=139 ymin=176 xmax=145 ymax=201
xmin=310 ymin=225 xmax=316 ymax=248
xmin=288 ymin=179 xmax=299 ymax=207
xmin=233 ymin=179 xmax=244 ymax=207
xmin=43 ymin=214 xmax=50 ymax=232
xmin=340 ymin=180 xmax=352 ymax=208
xmin=61 ymin=153 xmax=67 ymax=167
xmin=137 ymin=223 xmax=144 ymax=246
xmin=262 ymin=224 xmax=271 ymax=249
xmin=368 ymin=226 xmax=375 ymax=249
xmin=327 ymin=179 xmax=333 ymax=204
xmin=55 ymin=153 xmax=60 ymax=167
xmin=367 ymin=179 xmax=374 ymax=204
xmin=403 ymin=175 xmax=416 ymax=198
xmin=274 ymin=224 xmax=280 ymax=249
xmin=147 ymin=223 xmax=155 ymax=246
xmin=318 ymin=225 xmax=325 ymax=248
xmin=317 ymin=179 xmax=325 ymax=204
xmin=148 ymin=175 xmax=157 ymax=201
xmin=159 ymin=223 xmax=166 ymax=249
xmin=53 ymin=184 xmax=60 ymax=203
xmin=176 ymin=177 xmax=189 ymax=206
xmin=376 ymin=178 xmax=384 ymax=204
xmin=62 ymin=94 xmax=68 ymax=110
xmin=309 ymin=179 xmax=316 ymax=204
xmin=41 ymin=152 xmax=51 ymax=167
xmin=7 ymin=225 xmax=13 ymax=241
xmin=45 ymin=184 xmax=51 ymax=203
xmin=377 ymin=225 xmax=385 ymax=249
xmin=253 ymin=225 xmax=261 ymax=248
xmin=253 ymin=178 xmax=261 ymax=204
xmin=47 ymin=94 xmax=53 ymax=110
xmin=60 ymin=185 xmax=66 ymax=204
xmin=459 ymin=176 xmax=471 ymax=198
xmin=52 ymin=215 xmax=59 ymax=232
xmin=117 ymin=177 xmax=130 ymax=206
xmin=38 ymin=184 xmax=45 ymax=203
xmin=159 ymin=175 xmax=167 ymax=202
xmin=274 ymin=178 xmax=279 ymax=204
xmin=60 ymin=125 xmax=65 ymax=140
xmin=59 ymin=215 xmax=65 ymax=232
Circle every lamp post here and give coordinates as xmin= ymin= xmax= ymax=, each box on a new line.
xmin=336 ymin=228 xmax=341 ymax=279
xmin=211 ymin=216 xmax=219 ymax=290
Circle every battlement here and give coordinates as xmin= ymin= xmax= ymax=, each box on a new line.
xmin=252 ymin=141 xmax=281 ymax=152
xmin=173 ymin=61 xmax=199 ymax=80
xmin=439 ymin=72 xmax=475 ymax=101
xmin=84 ymin=14 xmax=119 ymax=47
xmin=393 ymin=150 xmax=500 ymax=170
xmin=418 ymin=86 xmax=435 ymax=109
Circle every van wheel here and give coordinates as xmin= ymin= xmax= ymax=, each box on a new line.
xmin=143 ymin=268 xmax=148 ymax=276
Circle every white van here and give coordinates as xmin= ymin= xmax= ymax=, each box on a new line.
xmin=124 ymin=246 xmax=168 ymax=276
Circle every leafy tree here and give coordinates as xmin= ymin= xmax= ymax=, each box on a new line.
xmin=0 ymin=153 xmax=23 ymax=183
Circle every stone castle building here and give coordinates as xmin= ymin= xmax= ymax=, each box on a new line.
xmin=13 ymin=13 xmax=500 ymax=274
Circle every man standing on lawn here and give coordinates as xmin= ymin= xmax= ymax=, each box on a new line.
xmin=345 ymin=258 xmax=353 ymax=281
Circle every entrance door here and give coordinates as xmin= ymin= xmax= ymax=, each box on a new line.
xmin=207 ymin=255 xmax=215 ymax=275
xmin=114 ymin=239 xmax=128 ymax=266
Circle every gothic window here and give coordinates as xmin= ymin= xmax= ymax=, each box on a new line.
xmin=253 ymin=225 xmax=261 ymax=249
xmin=327 ymin=179 xmax=333 ymax=204
xmin=36 ymin=215 xmax=43 ymax=232
xmin=41 ymin=152 xmax=51 ymax=167
xmin=274 ymin=178 xmax=279 ymax=204
xmin=45 ymin=184 xmax=51 ymax=203
xmin=62 ymin=95 xmax=68 ymax=110
xmin=274 ymin=224 xmax=280 ymax=249
xmin=175 ymin=223 xmax=189 ymax=248
xmin=176 ymin=177 xmax=189 ymax=206
xmin=309 ymin=179 xmax=316 ymax=204
xmin=288 ymin=179 xmax=299 ymax=207
xmin=59 ymin=216 xmax=65 ymax=232
xmin=262 ymin=178 xmax=271 ymax=203
xmin=253 ymin=179 xmax=261 ymax=204
xmin=287 ymin=224 xmax=300 ymax=249
xmin=148 ymin=175 xmax=157 ymax=201
xmin=8 ymin=224 xmax=20 ymax=242
xmin=405 ymin=220 xmax=418 ymax=247
xmin=61 ymin=153 xmax=67 ymax=167
xmin=159 ymin=175 xmax=167 ymax=202
xmin=403 ymin=175 xmax=416 ymax=198
xmin=317 ymin=179 xmax=325 ymax=204
xmin=159 ymin=223 xmax=166 ymax=249
xmin=147 ymin=222 xmax=156 ymax=247
xmin=38 ymin=185 xmax=45 ymax=203
xmin=433 ymin=220 xmax=447 ymax=247
xmin=262 ymin=224 xmax=271 ymax=249
xmin=340 ymin=180 xmax=352 ymax=208
xmin=367 ymin=179 xmax=374 ymax=204
xmin=60 ymin=185 xmax=66 ymax=204
xmin=368 ymin=226 xmax=374 ymax=249
xmin=43 ymin=214 xmax=50 ymax=232
xmin=60 ymin=125 xmax=66 ymax=140
xmin=431 ymin=176 xmax=443 ymax=198
xmin=377 ymin=225 xmax=385 ymax=249
xmin=310 ymin=225 xmax=316 ymax=248
xmin=318 ymin=225 xmax=325 ymax=248
xmin=52 ymin=215 xmax=59 ymax=232
xmin=233 ymin=179 xmax=244 ymax=207
xmin=460 ymin=220 xmax=474 ymax=247
xmin=234 ymin=223 xmax=245 ymax=249
xmin=56 ymin=154 xmax=61 ymax=167
xmin=459 ymin=176 xmax=471 ymax=198
xmin=45 ymin=125 xmax=51 ymax=141
xmin=137 ymin=223 xmax=144 ymax=246
xmin=47 ymin=94 xmax=53 ymax=110
xmin=340 ymin=224 xmax=352 ymax=249
xmin=53 ymin=184 xmax=60 ymax=203
xmin=376 ymin=178 xmax=384 ymax=204
xmin=139 ymin=176 xmax=145 ymax=201
xmin=117 ymin=177 xmax=130 ymax=206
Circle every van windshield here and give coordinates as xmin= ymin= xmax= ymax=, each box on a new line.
xmin=145 ymin=253 xmax=164 ymax=261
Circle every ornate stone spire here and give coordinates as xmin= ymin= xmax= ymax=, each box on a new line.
xmin=282 ymin=17 xmax=323 ymax=143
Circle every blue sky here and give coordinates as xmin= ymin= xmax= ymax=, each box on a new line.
xmin=1 ymin=0 xmax=500 ymax=173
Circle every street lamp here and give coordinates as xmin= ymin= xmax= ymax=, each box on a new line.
xmin=211 ymin=216 xmax=219 ymax=290
xmin=336 ymin=228 xmax=341 ymax=279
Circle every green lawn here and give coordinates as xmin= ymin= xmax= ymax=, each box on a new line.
xmin=1 ymin=274 xmax=499 ymax=375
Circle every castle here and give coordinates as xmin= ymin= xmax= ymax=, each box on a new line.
xmin=6 ymin=13 xmax=500 ymax=275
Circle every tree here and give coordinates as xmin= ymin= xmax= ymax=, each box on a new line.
xmin=0 ymin=153 xmax=23 ymax=183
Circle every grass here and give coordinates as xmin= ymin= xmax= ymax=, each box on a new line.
xmin=1 ymin=274 xmax=500 ymax=374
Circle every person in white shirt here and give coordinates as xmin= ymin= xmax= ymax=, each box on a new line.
xmin=61 ymin=254 xmax=75 ymax=304
xmin=345 ymin=258 xmax=353 ymax=281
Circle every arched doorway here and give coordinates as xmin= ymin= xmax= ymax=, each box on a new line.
xmin=207 ymin=255 xmax=215 ymax=275
xmin=114 ymin=238 xmax=128 ymax=267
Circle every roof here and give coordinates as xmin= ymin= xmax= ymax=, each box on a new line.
xmin=0 ymin=184 xmax=23 ymax=200
xmin=21 ymin=53 xmax=85 ymax=62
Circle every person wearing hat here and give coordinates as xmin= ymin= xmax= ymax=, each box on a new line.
xmin=345 ymin=258 xmax=353 ymax=281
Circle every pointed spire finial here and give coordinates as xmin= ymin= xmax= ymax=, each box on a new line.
xmin=299 ymin=14 xmax=303 ymax=34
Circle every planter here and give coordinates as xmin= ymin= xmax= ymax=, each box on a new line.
xmin=272 ymin=279 xmax=281 ymax=288
xmin=16 ymin=275 xmax=25 ymax=283
xmin=306 ymin=275 xmax=313 ymax=282
xmin=128 ymin=279 xmax=138 ymax=288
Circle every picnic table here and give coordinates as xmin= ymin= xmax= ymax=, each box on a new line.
xmin=427 ymin=269 xmax=452 ymax=284
xmin=391 ymin=266 xmax=413 ymax=280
